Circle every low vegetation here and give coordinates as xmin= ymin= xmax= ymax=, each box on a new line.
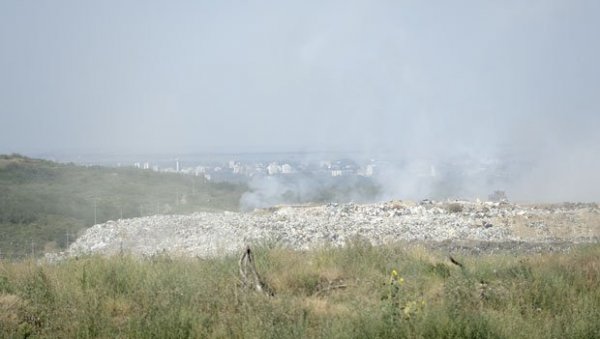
xmin=0 ymin=154 xmax=246 ymax=258
xmin=1 ymin=242 xmax=598 ymax=338
xmin=445 ymin=202 xmax=464 ymax=214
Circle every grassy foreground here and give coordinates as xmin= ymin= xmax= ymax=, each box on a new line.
xmin=1 ymin=242 xmax=599 ymax=338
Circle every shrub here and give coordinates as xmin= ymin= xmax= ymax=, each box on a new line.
xmin=446 ymin=203 xmax=464 ymax=213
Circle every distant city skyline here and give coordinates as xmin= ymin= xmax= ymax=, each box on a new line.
xmin=1 ymin=1 xmax=598 ymax=201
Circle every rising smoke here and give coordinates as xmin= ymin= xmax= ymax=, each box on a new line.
xmin=240 ymin=172 xmax=380 ymax=210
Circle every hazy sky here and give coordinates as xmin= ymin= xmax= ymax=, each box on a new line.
xmin=1 ymin=1 xmax=599 ymax=157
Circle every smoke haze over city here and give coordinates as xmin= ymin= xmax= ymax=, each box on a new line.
xmin=1 ymin=1 xmax=599 ymax=202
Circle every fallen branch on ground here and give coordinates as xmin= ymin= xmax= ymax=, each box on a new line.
xmin=449 ymin=255 xmax=464 ymax=268
xmin=239 ymin=246 xmax=275 ymax=297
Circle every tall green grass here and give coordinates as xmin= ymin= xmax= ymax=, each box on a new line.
xmin=1 ymin=243 xmax=599 ymax=338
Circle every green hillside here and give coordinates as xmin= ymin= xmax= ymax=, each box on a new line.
xmin=0 ymin=154 xmax=246 ymax=258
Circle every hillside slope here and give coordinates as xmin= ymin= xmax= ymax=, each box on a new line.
xmin=0 ymin=154 xmax=245 ymax=258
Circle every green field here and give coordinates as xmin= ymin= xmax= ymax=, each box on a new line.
xmin=0 ymin=154 xmax=246 ymax=258
xmin=0 ymin=242 xmax=598 ymax=338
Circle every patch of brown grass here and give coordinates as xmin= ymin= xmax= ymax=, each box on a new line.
xmin=0 ymin=294 xmax=25 ymax=329
xmin=302 ymin=297 xmax=353 ymax=318
xmin=103 ymin=296 xmax=134 ymax=328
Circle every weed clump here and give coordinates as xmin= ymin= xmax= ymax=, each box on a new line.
xmin=446 ymin=203 xmax=464 ymax=213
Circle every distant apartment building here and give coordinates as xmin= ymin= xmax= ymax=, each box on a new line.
xmin=320 ymin=160 xmax=332 ymax=169
xmin=195 ymin=166 xmax=206 ymax=176
xmin=253 ymin=164 xmax=267 ymax=176
xmin=267 ymin=162 xmax=280 ymax=175
xmin=358 ymin=164 xmax=375 ymax=177
xmin=232 ymin=163 xmax=243 ymax=174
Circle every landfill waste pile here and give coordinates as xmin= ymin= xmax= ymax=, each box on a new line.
xmin=54 ymin=200 xmax=599 ymax=259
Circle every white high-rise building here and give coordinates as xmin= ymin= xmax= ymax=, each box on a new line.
xmin=267 ymin=162 xmax=280 ymax=175
xmin=360 ymin=164 xmax=374 ymax=177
